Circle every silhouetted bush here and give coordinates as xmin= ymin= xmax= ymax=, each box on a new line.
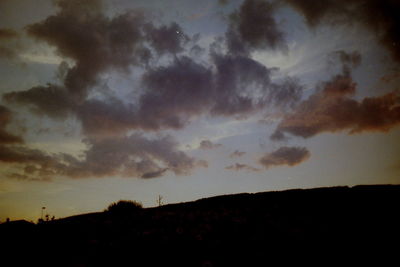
xmin=105 ymin=200 xmax=143 ymax=214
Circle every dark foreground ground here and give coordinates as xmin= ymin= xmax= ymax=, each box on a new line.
xmin=1 ymin=185 xmax=399 ymax=266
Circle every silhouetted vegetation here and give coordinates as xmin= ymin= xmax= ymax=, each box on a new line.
xmin=1 ymin=185 xmax=399 ymax=266
xmin=105 ymin=200 xmax=143 ymax=214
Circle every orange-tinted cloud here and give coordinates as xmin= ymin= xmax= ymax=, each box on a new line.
xmin=271 ymin=72 xmax=400 ymax=139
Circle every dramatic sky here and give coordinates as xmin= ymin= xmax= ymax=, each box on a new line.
xmin=1 ymin=0 xmax=399 ymax=221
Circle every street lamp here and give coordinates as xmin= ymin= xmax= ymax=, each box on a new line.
xmin=41 ymin=207 xmax=46 ymax=220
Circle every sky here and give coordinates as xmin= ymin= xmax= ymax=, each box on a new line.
xmin=0 ymin=0 xmax=399 ymax=222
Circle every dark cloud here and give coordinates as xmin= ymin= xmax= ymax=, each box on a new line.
xmin=211 ymin=53 xmax=271 ymax=116
xmin=3 ymin=85 xmax=73 ymax=119
xmin=5 ymin=51 xmax=302 ymax=137
xmin=190 ymin=44 xmax=205 ymax=57
xmin=0 ymin=134 xmax=205 ymax=180
xmin=73 ymin=50 xmax=301 ymax=136
xmin=272 ymin=70 xmax=400 ymax=139
xmin=199 ymin=140 xmax=222 ymax=150
xmin=0 ymin=144 xmax=63 ymax=181
xmin=144 ymin=22 xmax=189 ymax=55
xmin=137 ymin=56 xmax=214 ymax=130
xmin=61 ymin=134 xmax=204 ymax=178
xmin=226 ymin=0 xmax=286 ymax=55
xmin=335 ymin=50 xmax=361 ymax=68
xmin=0 ymin=28 xmax=18 ymax=39
xmin=26 ymin=0 xmax=149 ymax=101
xmin=136 ymin=53 xmax=301 ymax=132
xmin=225 ymin=163 xmax=260 ymax=172
xmin=0 ymin=145 xmax=48 ymax=163
xmin=270 ymin=129 xmax=286 ymax=141
xmin=285 ymin=0 xmax=400 ymax=62
xmin=259 ymin=146 xmax=310 ymax=169
xmin=0 ymin=3 xmax=308 ymax=190
xmin=4 ymin=0 xmax=153 ymax=122
xmin=76 ymin=98 xmax=136 ymax=138
xmin=3 ymin=0 xmax=303 ymax=138
xmin=0 ymin=46 xmax=16 ymax=59
xmin=3 ymin=0 xmax=198 ymax=133
xmin=0 ymin=105 xmax=23 ymax=144
xmin=141 ymin=168 xmax=168 ymax=179
xmin=7 ymin=172 xmax=51 ymax=182
xmin=328 ymin=50 xmax=362 ymax=73
xmin=229 ymin=150 xmax=246 ymax=158
xmin=211 ymin=53 xmax=301 ymax=116
xmin=0 ymin=28 xmax=19 ymax=59
xmin=73 ymin=56 xmax=212 ymax=136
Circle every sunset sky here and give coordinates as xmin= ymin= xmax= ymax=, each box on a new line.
xmin=1 ymin=0 xmax=399 ymax=221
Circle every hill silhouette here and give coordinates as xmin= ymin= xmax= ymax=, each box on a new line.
xmin=1 ymin=185 xmax=399 ymax=266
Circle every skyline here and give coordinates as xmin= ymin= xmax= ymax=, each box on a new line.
xmin=1 ymin=0 xmax=399 ymax=221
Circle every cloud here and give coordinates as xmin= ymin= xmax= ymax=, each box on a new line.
xmin=327 ymin=50 xmax=362 ymax=75
xmin=0 ymin=145 xmax=52 ymax=164
xmin=199 ymin=140 xmax=222 ymax=150
xmin=284 ymin=0 xmax=400 ymax=62
xmin=76 ymin=98 xmax=136 ymax=137
xmin=0 ymin=28 xmax=18 ymax=39
xmin=0 ymin=28 xmax=19 ymax=59
xmin=226 ymin=0 xmax=286 ymax=55
xmin=25 ymin=0 xmax=149 ymax=101
xmin=259 ymin=146 xmax=310 ymax=169
xmin=0 ymin=134 xmax=206 ymax=180
xmin=4 ymin=53 xmax=302 ymax=138
xmin=3 ymin=85 xmax=73 ymax=119
xmin=7 ymin=173 xmax=51 ymax=182
xmin=137 ymin=56 xmax=214 ymax=130
xmin=225 ymin=163 xmax=260 ymax=172
xmin=137 ymin=53 xmax=301 ymax=132
xmin=211 ymin=53 xmax=272 ymax=116
xmin=0 ymin=144 xmax=63 ymax=181
xmin=61 ymin=134 xmax=205 ymax=178
xmin=72 ymin=53 xmax=302 ymax=138
xmin=218 ymin=0 xmax=229 ymax=6
xmin=211 ymin=53 xmax=301 ymax=116
xmin=3 ymin=0 xmax=303 ymax=139
xmin=272 ymin=71 xmax=400 ymax=139
xmin=0 ymin=0 xmax=304 ymax=182
xmin=0 ymin=105 xmax=23 ymax=144
xmin=141 ymin=168 xmax=168 ymax=179
xmin=229 ymin=150 xmax=246 ymax=158
xmin=144 ymin=22 xmax=189 ymax=55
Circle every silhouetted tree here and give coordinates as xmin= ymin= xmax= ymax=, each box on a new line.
xmin=105 ymin=200 xmax=143 ymax=215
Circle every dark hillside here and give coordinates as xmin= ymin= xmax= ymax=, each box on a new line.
xmin=1 ymin=185 xmax=399 ymax=266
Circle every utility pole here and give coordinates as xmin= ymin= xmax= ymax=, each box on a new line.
xmin=157 ymin=195 xmax=164 ymax=207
